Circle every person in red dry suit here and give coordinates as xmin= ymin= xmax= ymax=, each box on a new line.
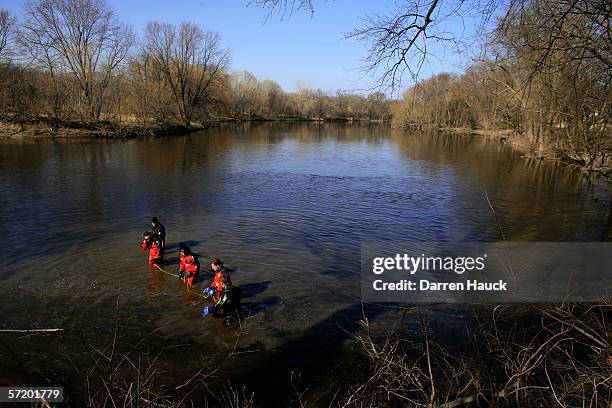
xmin=180 ymin=246 xmax=199 ymax=287
xmin=203 ymin=273 xmax=242 ymax=321
xmin=203 ymin=258 xmax=229 ymax=301
xmin=141 ymin=231 xmax=162 ymax=267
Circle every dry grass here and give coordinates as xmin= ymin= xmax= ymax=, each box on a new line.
xmin=340 ymin=303 xmax=610 ymax=408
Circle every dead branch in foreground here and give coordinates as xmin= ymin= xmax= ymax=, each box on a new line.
xmin=341 ymin=303 xmax=610 ymax=407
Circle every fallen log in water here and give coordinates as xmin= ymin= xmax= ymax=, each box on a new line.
xmin=0 ymin=328 xmax=65 ymax=333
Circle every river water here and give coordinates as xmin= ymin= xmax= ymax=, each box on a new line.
xmin=0 ymin=123 xmax=610 ymax=405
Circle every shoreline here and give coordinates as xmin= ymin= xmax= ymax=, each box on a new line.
xmin=0 ymin=118 xmax=207 ymax=140
xmin=445 ymin=126 xmax=612 ymax=181
xmin=390 ymin=123 xmax=611 ymax=181
xmin=0 ymin=116 xmax=388 ymax=140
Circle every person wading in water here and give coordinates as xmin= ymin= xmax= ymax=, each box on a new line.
xmin=203 ymin=258 xmax=230 ymax=301
xmin=151 ymin=217 xmax=166 ymax=261
xmin=179 ymin=246 xmax=200 ymax=287
xmin=141 ymin=231 xmax=162 ymax=267
xmin=203 ymin=274 xmax=242 ymax=321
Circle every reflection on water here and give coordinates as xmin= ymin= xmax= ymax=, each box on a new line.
xmin=0 ymin=123 xmax=610 ymax=404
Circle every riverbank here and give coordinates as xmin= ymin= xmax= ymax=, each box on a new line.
xmin=218 ymin=113 xmax=387 ymax=123
xmin=0 ymin=115 xmax=387 ymax=140
xmin=444 ymin=126 xmax=612 ymax=180
xmin=0 ymin=116 xmax=210 ymax=139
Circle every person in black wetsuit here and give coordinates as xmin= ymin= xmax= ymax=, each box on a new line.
xmin=151 ymin=217 xmax=166 ymax=261
xmin=203 ymin=274 xmax=241 ymax=321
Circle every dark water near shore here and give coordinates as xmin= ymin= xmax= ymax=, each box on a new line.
xmin=0 ymin=123 xmax=610 ymax=405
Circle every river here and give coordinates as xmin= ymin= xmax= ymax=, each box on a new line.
xmin=0 ymin=122 xmax=610 ymax=405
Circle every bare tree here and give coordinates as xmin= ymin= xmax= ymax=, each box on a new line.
xmin=20 ymin=0 xmax=134 ymax=120
xmin=126 ymin=52 xmax=175 ymax=125
xmin=229 ymin=70 xmax=261 ymax=117
xmin=253 ymin=0 xmax=608 ymax=94
xmin=254 ymin=0 xmax=502 ymax=91
xmin=248 ymin=0 xmax=314 ymax=20
xmin=0 ymin=9 xmax=15 ymax=61
xmin=143 ymin=21 xmax=230 ymax=126
xmin=346 ymin=0 xmax=448 ymax=92
xmin=487 ymin=0 xmax=611 ymax=160
xmin=0 ymin=9 xmax=16 ymax=116
xmin=0 ymin=11 xmax=10 ymax=55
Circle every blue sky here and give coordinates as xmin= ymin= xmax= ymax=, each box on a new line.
xmin=3 ymin=0 xmax=476 ymax=95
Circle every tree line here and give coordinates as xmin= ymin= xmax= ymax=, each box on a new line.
xmin=0 ymin=0 xmax=391 ymax=129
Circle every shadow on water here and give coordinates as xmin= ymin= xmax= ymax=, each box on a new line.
xmin=242 ymin=296 xmax=282 ymax=316
xmin=216 ymin=281 xmax=275 ymax=317
xmin=231 ymin=302 xmax=389 ymax=407
xmin=163 ymin=256 xmax=181 ymax=266
xmin=240 ymin=281 xmax=272 ymax=299
xmin=165 ymin=240 xmax=204 ymax=251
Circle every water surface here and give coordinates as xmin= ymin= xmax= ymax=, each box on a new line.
xmin=0 ymin=123 xmax=610 ymax=404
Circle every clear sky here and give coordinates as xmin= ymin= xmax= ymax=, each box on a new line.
xmin=3 ymin=0 xmax=475 ymax=95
